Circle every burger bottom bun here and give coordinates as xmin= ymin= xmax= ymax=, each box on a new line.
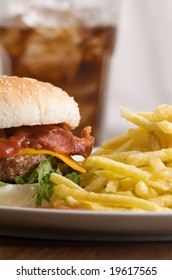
xmin=0 ymin=184 xmax=49 ymax=207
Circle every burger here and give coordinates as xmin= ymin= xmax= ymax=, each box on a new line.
xmin=0 ymin=75 xmax=94 ymax=207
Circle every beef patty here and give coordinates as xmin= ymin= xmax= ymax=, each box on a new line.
xmin=0 ymin=154 xmax=47 ymax=182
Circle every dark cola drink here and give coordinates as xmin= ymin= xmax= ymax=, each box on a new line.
xmin=0 ymin=9 xmax=116 ymax=141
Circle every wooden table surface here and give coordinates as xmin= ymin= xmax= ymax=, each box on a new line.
xmin=1 ymin=236 xmax=172 ymax=260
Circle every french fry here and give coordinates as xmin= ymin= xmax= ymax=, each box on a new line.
xmin=102 ymin=132 xmax=130 ymax=149
xmin=120 ymin=107 xmax=163 ymax=134
xmin=84 ymin=176 xmax=107 ymax=192
xmin=135 ymin=181 xmax=159 ymax=199
xmin=53 ymin=184 xmax=163 ymax=211
xmin=149 ymin=132 xmax=162 ymax=150
xmin=105 ymin=150 xmax=138 ymax=163
xmin=66 ymin=196 xmax=82 ymax=208
xmin=91 ymin=147 xmax=114 ymax=156
xmin=114 ymin=191 xmax=133 ymax=196
xmin=128 ymin=127 xmax=152 ymax=151
xmin=66 ymin=195 xmax=121 ymax=211
xmin=120 ymin=178 xmax=136 ymax=191
xmin=50 ymin=197 xmax=67 ymax=207
xmin=157 ymin=121 xmax=172 ymax=134
xmin=138 ymin=111 xmax=153 ymax=120
xmin=150 ymin=194 xmax=172 ymax=208
xmin=105 ymin=180 xmax=119 ymax=193
xmin=50 ymin=173 xmax=85 ymax=192
xmin=126 ymin=148 xmax=172 ymax=166
xmin=94 ymin=170 xmax=123 ymax=180
xmin=149 ymin=157 xmax=166 ymax=172
xmin=151 ymin=104 xmax=172 ymax=122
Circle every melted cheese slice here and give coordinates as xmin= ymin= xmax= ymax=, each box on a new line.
xmin=15 ymin=148 xmax=86 ymax=173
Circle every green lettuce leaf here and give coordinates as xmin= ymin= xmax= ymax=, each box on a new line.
xmin=15 ymin=156 xmax=81 ymax=206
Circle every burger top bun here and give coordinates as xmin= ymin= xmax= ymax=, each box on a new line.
xmin=0 ymin=75 xmax=80 ymax=129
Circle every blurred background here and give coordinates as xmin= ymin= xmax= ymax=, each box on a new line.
xmin=0 ymin=0 xmax=172 ymax=145
xmin=101 ymin=0 xmax=172 ymax=142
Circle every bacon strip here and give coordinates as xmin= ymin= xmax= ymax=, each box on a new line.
xmin=25 ymin=126 xmax=94 ymax=158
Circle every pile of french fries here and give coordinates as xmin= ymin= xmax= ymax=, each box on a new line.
xmin=51 ymin=104 xmax=172 ymax=212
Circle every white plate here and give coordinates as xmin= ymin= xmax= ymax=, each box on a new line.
xmin=0 ymin=151 xmax=172 ymax=241
xmin=1 ymin=206 xmax=172 ymax=241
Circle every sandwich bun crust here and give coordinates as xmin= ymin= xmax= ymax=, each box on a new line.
xmin=0 ymin=75 xmax=80 ymax=129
